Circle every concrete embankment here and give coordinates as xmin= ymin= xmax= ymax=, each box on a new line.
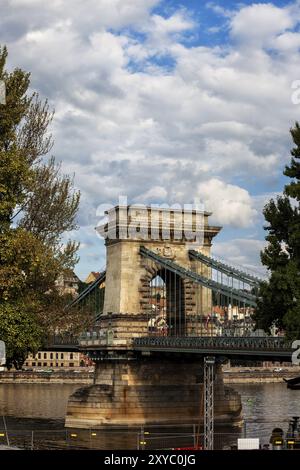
xmin=223 ymin=368 xmax=300 ymax=384
xmin=1 ymin=368 xmax=300 ymax=385
xmin=0 ymin=371 xmax=94 ymax=384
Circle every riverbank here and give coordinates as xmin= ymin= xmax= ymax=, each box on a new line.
xmin=0 ymin=371 xmax=94 ymax=384
xmin=223 ymin=367 xmax=300 ymax=384
xmin=1 ymin=367 xmax=300 ymax=384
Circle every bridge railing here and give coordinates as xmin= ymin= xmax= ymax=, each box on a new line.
xmin=45 ymin=325 xmax=294 ymax=354
xmin=132 ymin=335 xmax=293 ymax=352
xmin=45 ymin=334 xmax=80 ymax=348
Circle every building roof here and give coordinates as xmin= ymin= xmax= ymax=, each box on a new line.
xmin=91 ymin=271 xmax=100 ymax=277
xmin=84 ymin=271 xmax=101 ymax=283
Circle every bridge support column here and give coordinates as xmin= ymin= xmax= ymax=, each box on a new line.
xmin=204 ymin=356 xmax=215 ymax=450
xmin=65 ymin=354 xmax=242 ymax=430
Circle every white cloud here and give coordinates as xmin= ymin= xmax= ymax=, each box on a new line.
xmin=275 ymin=31 xmax=300 ymax=51
xmin=205 ymin=2 xmax=233 ymax=19
xmin=136 ymin=186 xmax=168 ymax=203
xmin=2 ymin=0 xmax=300 ymax=275
xmin=151 ymin=12 xmax=194 ymax=35
xmin=7 ymin=0 xmax=161 ymax=30
xmin=196 ymin=179 xmax=257 ymax=227
xmin=212 ymin=238 xmax=267 ymax=277
xmin=230 ymin=3 xmax=294 ymax=45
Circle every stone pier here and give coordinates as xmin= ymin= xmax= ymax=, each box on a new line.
xmin=65 ymin=355 xmax=242 ymax=428
xmin=65 ymin=205 xmax=242 ymax=429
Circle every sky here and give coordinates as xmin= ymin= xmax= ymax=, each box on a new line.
xmin=1 ymin=0 xmax=300 ymax=279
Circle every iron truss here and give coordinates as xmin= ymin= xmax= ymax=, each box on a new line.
xmin=204 ymin=356 xmax=215 ymax=450
xmin=189 ymin=250 xmax=263 ymax=287
xmin=140 ymin=246 xmax=257 ymax=306
xmin=66 ymin=271 xmax=106 ymax=309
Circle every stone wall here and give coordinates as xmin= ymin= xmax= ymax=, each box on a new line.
xmin=0 ymin=371 xmax=93 ymax=384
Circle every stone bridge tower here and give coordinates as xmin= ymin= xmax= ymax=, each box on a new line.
xmin=103 ymin=205 xmax=220 ymax=313
xmin=100 ymin=205 xmax=221 ymax=343
xmin=65 ymin=205 xmax=242 ymax=431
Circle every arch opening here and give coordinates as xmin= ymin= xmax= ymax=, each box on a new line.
xmin=148 ymin=269 xmax=186 ymax=337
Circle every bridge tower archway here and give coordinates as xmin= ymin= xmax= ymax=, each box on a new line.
xmin=148 ymin=268 xmax=186 ymax=337
xmin=100 ymin=205 xmax=221 ymax=342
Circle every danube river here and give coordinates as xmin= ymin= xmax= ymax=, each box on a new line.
xmin=0 ymin=382 xmax=299 ymax=449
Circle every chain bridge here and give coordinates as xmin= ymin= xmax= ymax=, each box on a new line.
xmin=62 ymin=205 xmax=294 ymax=448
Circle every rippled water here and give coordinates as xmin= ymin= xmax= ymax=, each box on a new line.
xmin=0 ymin=383 xmax=78 ymax=420
xmin=0 ymin=382 xmax=299 ymax=449
xmin=234 ymin=383 xmax=300 ymax=444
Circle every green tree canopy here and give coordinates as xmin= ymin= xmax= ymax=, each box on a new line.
xmin=0 ymin=301 xmax=42 ymax=370
xmin=255 ymin=123 xmax=300 ymax=338
xmin=0 ymin=45 xmax=85 ymax=366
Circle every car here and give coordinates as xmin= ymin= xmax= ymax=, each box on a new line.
xmin=273 ymin=368 xmax=283 ymax=372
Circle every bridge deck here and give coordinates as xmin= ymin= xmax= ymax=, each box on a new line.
xmin=61 ymin=334 xmax=294 ymax=362
xmin=132 ymin=336 xmax=294 ymax=361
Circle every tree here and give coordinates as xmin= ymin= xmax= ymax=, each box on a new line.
xmin=0 ymin=45 xmax=85 ymax=366
xmin=254 ymin=123 xmax=300 ymax=338
xmin=18 ymin=156 xmax=80 ymax=265
xmin=0 ymin=302 xmax=42 ymax=370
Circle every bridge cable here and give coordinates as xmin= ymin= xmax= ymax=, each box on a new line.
xmin=140 ymin=246 xmax=257 ymax=307
xmin=189 ymin=250 xmax=263 ymax=287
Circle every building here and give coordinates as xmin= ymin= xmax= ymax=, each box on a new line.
xmin=24 ymin=351 xmax=93 ymax=370
xmin=55 ymin=269 xmax=80 ymax=297
xmin=22 ymin=271 xmax=94 ymax=371
xmin=84 ymin=271 xmax=101 ymax=284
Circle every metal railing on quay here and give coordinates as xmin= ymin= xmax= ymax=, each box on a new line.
xmin=1 ymin=420 xmax=299 ymax=450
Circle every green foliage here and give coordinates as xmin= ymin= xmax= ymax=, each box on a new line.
xmin=285 ymin=122 xmax=300 ymax=202
xmin=255 ymin=123 xmax=300 ymax=339
xmin=0 ymin=46 xmax=32 ymax=230
xmin=0 ymin=45 xmax=82 ymax=367
xmin=0 ymin=301 xmax=43 ymax=369
xmin=0 ymin=145 xmax=32 ymax=230
xmin=0 ymin=228 xmax=60 ymax=301
xmin=19 ymin=156 xmax=80 ymax=265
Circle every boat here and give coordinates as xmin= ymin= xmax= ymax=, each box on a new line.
xmin=283 ymin=375 xmax=300 ymax=389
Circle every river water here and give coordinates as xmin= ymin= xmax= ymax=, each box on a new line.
xmin=0 ymin=382 xmax=299 ymax=449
